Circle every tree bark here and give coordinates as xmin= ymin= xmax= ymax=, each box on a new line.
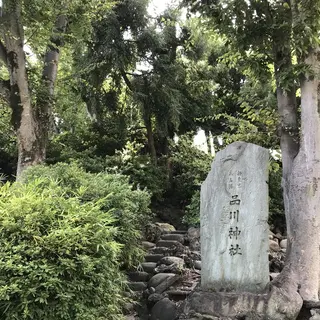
xmin=1 ymin=1 xmax=67 ymax=178
xmin=38 ymin=14 xmax=68 ymax=147
xmin=282 ymin=47 xmax=320 ymax=302
xmin=2 ymin=1 xmax=43 ymax=177
xmin=143 ymin=104 xmax=157 ymax=164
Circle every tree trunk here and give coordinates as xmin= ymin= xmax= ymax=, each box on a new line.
xmin=1 ymin=2 xmax=67 ymax=178
xmin=143 ymin=105 xmax=157 ymax=164
xmin=38 ymin=14 xmax=68 ymax=150
xmin=282 ymin=48 xmax=320 ymax=302
xmin=2 ymin=1 xmax=43 ymax=177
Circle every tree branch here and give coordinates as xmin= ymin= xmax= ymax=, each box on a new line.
xmin=121 ymin=69 xmax=133 ymax=91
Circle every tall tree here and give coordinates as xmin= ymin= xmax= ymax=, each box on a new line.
xmin=0 ymin=0 xmax=111 ymax=177
xmin=183 ymin=0 xmax=320 ymax=316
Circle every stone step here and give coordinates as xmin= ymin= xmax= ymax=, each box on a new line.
xmin=151 ymin=247 xmax=169 ymax=254
xmin=141 ymin=262 xmax=157 ymax=274
xmin=128 ymin=271 xmax=150 ymax=282
xmin=166 ymin=289 xmax=191 ymax=301
xmin=148 ymin=273 xmax=177 ymax=289
xmin=156 ymin=240 xmax=181 ymax=248
xmin=142 ymin=241 xmax=156 ymax=250
xmin=169 ymin=230 xmax=187 ymax=235
xmin=160 ymin=233 xmax=185 ymax=244
xmin=128 ymin=282 xmax=147 ymax=292
xmin=145 ymin=254 xmax=164 ymax=263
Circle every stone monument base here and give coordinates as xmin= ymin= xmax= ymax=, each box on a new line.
xmin=179 ymin=286 xmax=303 ymax=320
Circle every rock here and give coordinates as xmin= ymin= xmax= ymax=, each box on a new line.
xmin=150 ymin=298 xmax=177 ymax=320
xmin=156 ymin=240 xmax=181 ymax=248
xmin=161 ymin=233 xmax=185 ymax=244
xmin=155 ymin=222 xmax=176 ymax=233
xmin=155 ymin=274 xmax=180 ymax=293
xmin=268 ymin=234 xmax=274 ymax=240
xmin=141 ymin=262 xmax=157 ymax=274
xmin=142 ymin=241 xmax=156 ymax=250
xmin=274 ymin=232 xmax=283 ymax=240
xmin=145 ymin=223 xmax=175 ymax=243
xmin=129 ymin=282 xmax=147 ymax=291
xmin=145 ymin=254 xmax=165 ymax=263
xmin=201 ymin=142 xmax=269 ymax=293
xmin=170 ymin=230 xmax=187 ymax=234
xmin=128 ymin=271 xmax=150 ymax=282
xmin=189 ymin=251 xmax=201 ymax=261
xmin=310 ymin=309 xmax=320 ymax=320
xmin=188 ymin=227 xmax=200 ymax=251
xmin=148 ymin=293 xmax=164 ymax=305
xmin=160 ymin=256 xmax=185 ymax=268
xmin=280 ymin=239 xmax=287 ymax=249
xmin=167 ymin=289 xmax=191 ymax=301
xmin=194 ymin=260 xmax=201 ymax=270
xmin=269 ymin=272 xmax=280 ymax=280
xmin=148 ymin=273 xmax=177 ymax=289
xmin=269 ymin=240 xmax=281 ymax=252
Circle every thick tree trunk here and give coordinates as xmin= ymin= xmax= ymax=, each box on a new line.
xmin=1 ymin=3 xmax=67 ymax=178
xmin=2 ymin=2 xmax=43 ymax=177
xmin=283 ymin=48 xmax=320 ymax=302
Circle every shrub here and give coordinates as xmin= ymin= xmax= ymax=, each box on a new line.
xmin=0 ymin=179 xmax=127 ymax=320
xmin=105 ymin=141 xmax=168 ymax=201
xmin=182 ymin=190 xmax=200 ymax=227
xmin=23 ymin=163 xmax=151 ymax=268
xmin=170 ymin=134 xmax=212 ymax=205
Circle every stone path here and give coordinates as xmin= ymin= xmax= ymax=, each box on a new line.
xmin=125 ymin=226 xmax=287 ymax=320
xmin=125 ymin=227 xmax=201 ymax=320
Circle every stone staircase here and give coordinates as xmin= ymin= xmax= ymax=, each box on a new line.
xmin=125 ymin=226 xmax=201 ymax=320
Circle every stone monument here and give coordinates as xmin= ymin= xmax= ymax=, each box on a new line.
xmin=201 ymin=141 xmax=269 ymax=293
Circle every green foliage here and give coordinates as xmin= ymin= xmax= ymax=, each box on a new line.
xmin=106 ymin=141 xmax=168 ymax=201
xmin=0 ymin=178 xmax=126 ymax=320
xmin=170 ymin=134 xmax=212 ymax=204
xmin=0 ymin=107 xmax=16 ymax=177
xmin=22 ymin=163 xmax=151 ymax=267
xmin=182 ymin=190 xmax=200 ymax=226
xmin=268 ymin=160 xmax=285 ymax=232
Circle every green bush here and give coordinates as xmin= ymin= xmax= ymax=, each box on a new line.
xmin=170 ymin=134 xmax=212 ymax=205
xmin=105 ymin=141 xmax=168 ymax=201
xmin=183 ymin=190 xmax=200 ymax=227
xmin=23 ymin=163 xmax=151 ymax=268
xmin=0 ymin=179 xmax=127 ymax=320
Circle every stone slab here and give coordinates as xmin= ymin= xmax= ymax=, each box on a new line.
xmin=201 ymin=142 xmax=269 ymax=293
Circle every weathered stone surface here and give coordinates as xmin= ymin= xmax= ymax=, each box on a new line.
xmin=142 ymin=241 xmax=156 ymax=250
xmin=160 ymin=256 xmax=185 ymax=267
xmin=201 ymin=142 xmax=269 ymax=293
xmin=167 ymin=289 xmax=191 ymax=301
xmin=194 ymin=260 xmax=201 ymax=270
xmin=157 ymin=240 xmax=181 ymax=248
xmin=141 ymin=262 xmax=157 ymax=273
xmin=151 ymin=298 xmax=177 ymax=320
xmin=280 ymin=239 xmax=287 ymax=249
xmin=128 ymin=271 xmax=150 ymax=282
xmin=155 ymin=275 xmax=180 ymax=293
xmin=145 ymin=223 xmax=175 ymax=242
xmin=161 ymin=233 xmax=185 ymax=244
xmin=129 ymin=282 xmax=147 ymax=291
xmin=188 ymin=227 xmax=200 ymax=251
xmin=145 ymin=254 xmax=165 ymax=263
xmin=269 ymin=239 xmax=281 ymax=252
xmin=148 ymin=273 xmax=176 ymax=289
